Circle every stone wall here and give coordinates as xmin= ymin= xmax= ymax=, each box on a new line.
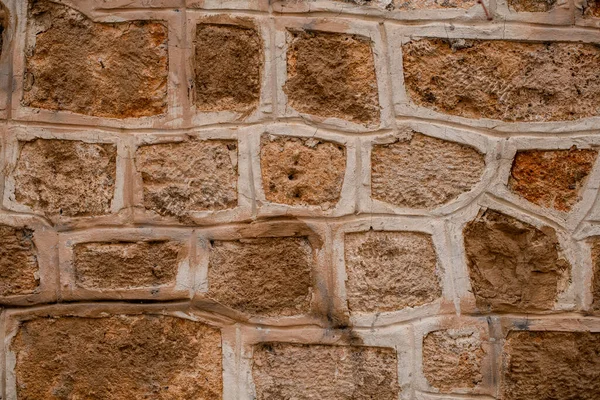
xmin=0 ymin=0 xmax=599 ymax=399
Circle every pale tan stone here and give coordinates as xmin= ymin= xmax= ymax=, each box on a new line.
xmin=371 ymin=133 xmax=485 ymax=209
xmin=253 ymin=343 xmax=399 ymax=399
xmin=344 ymin=230 xmax=441 ymax=312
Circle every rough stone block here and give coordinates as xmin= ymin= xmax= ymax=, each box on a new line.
xmin=590 ymin=239 xmax=600 ymax=311
xmin=371 ymin=133 xmax=485 ymax=209
xmin=0 ymin=225 xmax=38 ymax=296
xmin=344 ymin=230 xmax=441 ymax=312
xmin=284 ymin=30 xmax=379 ymax=125
xmin=502 ymin=331 xmax=600 ymax=399
xmin=402 ymin=38 xmax=600 ymax=121
xmin=394 ymin=0 xmax=477 ymax=9
xmin=507 ymin=0 xmax=556 ymax=12
xmin=260 ymin=135 xmax=346 ymax=209
xmin=252 ymin=343 xmax=399 ymax=399
xmin=509 ymin=148 xmax=597 ymax=212
xmin=207 ymin=237 xmax=313 ymax=316
xmin=463 ymin=210 xmax=570 ymax=312
xmin=422 ymin=329 xmax=484 ymax=392
xmin=23 ymin=0 xmax=168 ymax=118
xmin=13 ymin=139 xmax=117 ymax=218
xmin=195 ymin=22 xmax=262 ymax=114
xmin=583 ymin=0 xmax=600 ymax=17
xmin=11 ymin=315 xmax=222 ymax=399
xmin=0 ymin=3 xmax=6 ymax=56
xmin=73 ymin=241 xmax=182 ymax=290
xmin=136 ymin=140 xmax=238 ymax=218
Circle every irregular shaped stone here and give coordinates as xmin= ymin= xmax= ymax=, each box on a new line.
xmin=502 ymin=331 xmax=600 ymax=400
xmin=463 ymin=210 xmax=570 ymax=312
xmin=509 ymin=148 xmax=597 ymax=212
xmin=589 ymin=239 xmax=600 ymax=311
xmin=208 ymin=237 xmax=313 ymax=316
xmin=371 ymin=133 xmax=485 ymax=209
xmin=260 ymin=135 xmax=346 ymax=209
xmin=507 ymin=0 xmax=556 ymax=12
xmin=253 ymin=343 xmax=399 ymax=399
xmin=402 ymin=38 xmax=600 ymax=121
xmin=0 ymin=3 xmax=7 ymax=56
xmin=195 ymin=22 xmax=262 ymax=114
xmin=344 ymin=230 xmax=441 ymax=312
xmin=0 ymin=225 xmax=38 ymax=296
xmin=583 ymin=0 xmax=600 ymax=17
xmin=285 ymin=30 xmax=379 ymax=125
xmin=394 ymin=0 xmax=476 ymax=9
xmin=73 ymin=241 xmax=182 ymax=290
xmin=136 ymin=140 xmax=238 ymax=218
xmin=23 ymin=0 xmax=168 ymax=118
xmin=423 ymin=329 xmax=484 ymax=392
xmin=12 ymin=315 xmax=222 ymax=399
xmin=14 ymin=139 xmax=117 ymax=218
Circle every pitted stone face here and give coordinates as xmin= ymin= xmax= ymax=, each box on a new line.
xmin=207 ymin=237 xmax=313 ymax=317
xmin=402 ymin=38 xmax=600 ymax=121
xmin=371 ymin=133 xmax=485 ymax=209
xmin=502 ymin=331 xmax=600 ymax=400
xmin=590 ymin=239 xmax=600 ymax=311
xmin=73 ymin=241 xmax=183 ymax=290
xmin=136 ymin=140 xmax=238 ymax=218
xmin=507 ymin=0 xmax=557 ymax=12
xmin=393 ymin=0 xmax=477 ymax=9
xmin=463 ymin=210 xmax=570 ymax=312
xmin=423 ymin=329 xmax=484 ymax=392
xmin=195 ymin=22 xmax=262 ymax=114
xmin=13 ymin=139 xmax=117 ymax=218
xmin=0 ymin=2 xmax=7 ymax=56
xmin=509 ymin=148 xmax=597 ymax=212
xmin=344 ymin=230 xmax=442 ymax=312
xmin=284 ymin=30 xmax=380 ymax=125
xmin=23 ymin=0 xmax=168 ymax=118
xmin=260 ymin=135 xmax=346 ymax=209
xmin=0 ymin=225 xmax=39 ymax=296
xmin=11 ymin=315 xmax=223 ymax=399
xmin=252 ymin=343 xmax=399 ymax=399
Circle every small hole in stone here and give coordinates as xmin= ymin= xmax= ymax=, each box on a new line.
xmin=288 ymin=173 xmax=295 ymax=180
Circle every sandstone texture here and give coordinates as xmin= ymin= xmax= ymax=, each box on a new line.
xmin=402 ymin=39 xmax=600 ymax=121
xmin=509 ymin=148 xmax=597 ymax=212
xmin=344 ymin=230 xmax=441 ymax=312
xmin=507 ymin=0 xmax=556 ymax=12
xmin=423 ymin=329 xmax=484 ymax=392
xmin=207 ymin=237 xmax=313 ymax=316
xmin=394 ymin=0 xmax=477 ymax=9
xmin=463 ymin=210 xmax=570 ymax=312
xmin=14 ymin=139 xmax=117 ymax=218
xmin=0 ymin=225 xmax=39 ymax=296
xmin=11 ymin=315 xmax=222 ymax=399
xmin=0 ymin=3 xmax=6 ymax=56
xmin=73 ymin=241 xmax=182 ymax=290
xmin=136 ymin=140 xmax=238 ymax=218
xmin=285 ymin=30 xmax=380 ymax=125
xmin=371 ymin=133 xmax=485 ymax=209
xmin=590 ymin=239 xmax=600 ymax=311
xmin=583 ymin=0 xmax=600 ymax=17
xmin=502 ymin=331 xmax=600 ymax=400
xmin=260 ymin=135 xmax=346 ymax=209
xmin=23 ymin=0 xmax=167 ymax=118
xmin=253 ymin=343 xmax=399 ymax=399
xmin=195 ymin=23 xmax=262 ymax=114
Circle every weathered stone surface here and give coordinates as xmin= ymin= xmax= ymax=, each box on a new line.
xmin=590 ymin=239 xmax=600 ymax=311
xmin=136 ymin=140 xmax=238 ymax=218
xmin=583 ymin=0 xmax=600 ymax=17
xmin=285 ymin=30 xmax=379 ymax=125
xmin=73 ymin=241 xmax=182 ymax=290
xmin=14 ymin=139 xmax=117 ymax=218
xmin=423 ymin=329 xmax=484 ymax=392
xmin=371 ymin=133 xmax=485 ymax=209
xmin=207 ymin=237 xmax=313 ymax=316
xmin=0 ymin=3 xmax=7 ymax=56
xmin=253 ymin=343 xmax=399 ymax=399
xmin=509 ymin=148 xmax=597 ymax=212
xmin=394 ymin=0 xmax=477 ymax=9
xmin=344 ymin=230 xmax=441 ymax=312
xmin=402 ymin=39 xmax=600 ymax=121
xmin=12 ymin=315 xmax=222 ymax=399
xmin=195 ymin=23 xmax=262 ymax=114
xmin=463 ymin=210 xmax=570 ymax=312
xmin=502 ymin=331 xmax=600 ymax=400
xmin=0 ymin=225 xmax=38 ymax=296
xmin=260 ymin=135 xmax=346 ymax=208
xmin=507 ymin=0 xmax=556 ymax=12
xmin=23 ymin=0 xmax=168 ymax=118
